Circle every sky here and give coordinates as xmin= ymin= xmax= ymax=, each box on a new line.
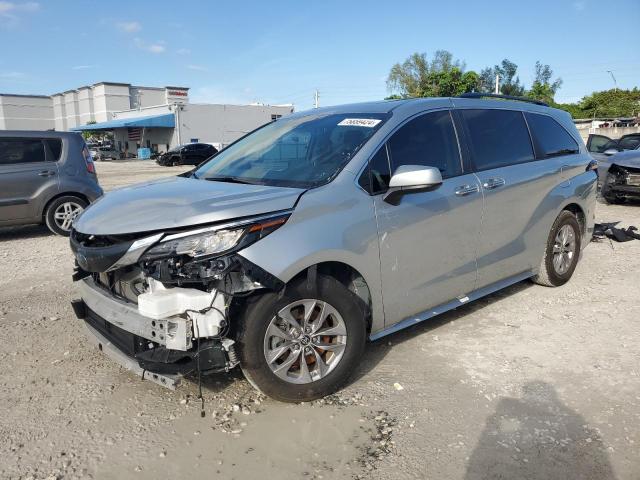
xmin=0 ymin=0 xmax=639 ymax=111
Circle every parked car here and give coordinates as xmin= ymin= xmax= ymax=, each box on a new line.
xmin=93 ymin=146 xmax=120 ymax=161
xmin=69 ymin=96 xmax=596 ymax=401
xmin=0 ymin=131 xmax=103 ymax=235
xmin=596 ymin=144 xmax=640 ymax=203
xmin=156 ymin=143 xmax=218 ymax=166
xmin=587 ymin=132 xmax=640 ymax=162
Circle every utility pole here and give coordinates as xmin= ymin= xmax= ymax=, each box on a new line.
xmin=606 ymin=70 xmax=617 ymax=91
xmin=314 ymin=90 xmax=319 ymax=109
xmin=494 ymin=74 xmax=500 ymax=94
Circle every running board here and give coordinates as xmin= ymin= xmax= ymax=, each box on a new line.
xmin=369 ymin=271 xmax=533 ymax=341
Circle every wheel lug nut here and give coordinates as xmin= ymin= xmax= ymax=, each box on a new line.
xmin=304 ymin=327 xmax=311 ymax=333
xmin=305 ymin=347 xmax=312 ymax=354
xmin=312 ymin=337 xmax=319 ymax=344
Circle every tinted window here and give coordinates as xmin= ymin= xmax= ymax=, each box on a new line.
xmin=462 ymin=109 xmax=534 ymax=170
xmin=619 ymin=135 xmax=640 ymax=150
xmin=359 ymin=146 xmax=391 ymax=194
xmin=0 ymin=138 xmax=46 ymax=165
xmin=525 ymin=113 xmax=579 ymax=158
xmin=587 ymin=135 xmax=612 ymax=153
xmin=387 ymin=110 xmax=461 ymax=178
xmin=45 ymin=138 xmax=62 ymax=161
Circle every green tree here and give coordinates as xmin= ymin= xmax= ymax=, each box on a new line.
xmin=81 ymin=121 xmax=97 ymax=141
xmin=527 ymin=61 xmax=562 ymax=104
xmin=386 ymin=50 xmax=479 ymax=98
xmin=479 ymin=59 xmax=525 ymax=96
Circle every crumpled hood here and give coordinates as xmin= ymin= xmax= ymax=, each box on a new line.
xmin=74 ymin=175 xmax=304 ymax=235
xmin=609 ymin=150 xmax=640 ymax=169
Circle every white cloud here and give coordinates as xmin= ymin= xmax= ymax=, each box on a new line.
xmin=187 ymin=64 xmax=208 ymax=72
xmin=134 ymin=37 xmax=166 ymax=54
xmin=116 ymin=20 xmax=141 ymax=33
xmin=0 ymin=1 xmax=39 ymax=27
xmin=573 ymin=1 xmax=586 ymax=11
xmin=148 ymin=44 xmax=165 ymax=54
xmin=176 ymin=48 xmax=191 ymax=56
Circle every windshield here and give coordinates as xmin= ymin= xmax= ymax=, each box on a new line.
xmin=194 ymin=112 xmax=388 ymax=188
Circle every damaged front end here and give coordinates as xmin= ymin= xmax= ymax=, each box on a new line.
xmin=603 ymin=164 xmax=640 ymax=201
xmin=70 ymin=212 xmax=288 ymax=389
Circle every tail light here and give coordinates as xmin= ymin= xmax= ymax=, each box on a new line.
xmin=82 ymin=146 xmax=96 ymax=174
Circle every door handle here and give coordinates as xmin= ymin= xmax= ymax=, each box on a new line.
xmin=38 ymin=170 xmax=56 ymax=177
xmin=482 ymin=177 xmax=505 ymax=189
xmin=455 ymin=184 xmax=480 ymax=196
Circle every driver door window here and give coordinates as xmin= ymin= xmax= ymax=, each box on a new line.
xmin=387 ymin=110 xmax=461 ymax=178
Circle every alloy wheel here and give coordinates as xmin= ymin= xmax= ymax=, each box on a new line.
xmin=552 ymin=224 xmax=577 ymax=275
xmin=53 ymin=201 xmax=84 ymax=232
xmin=263 ymin=299 xmax=347 ymax=384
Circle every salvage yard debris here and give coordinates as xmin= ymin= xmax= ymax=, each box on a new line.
xmin=593 ymin=222 xmax=640 ymax=242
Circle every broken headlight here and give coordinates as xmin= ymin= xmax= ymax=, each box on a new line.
xmin=141 ymin=213 xmax=289 ymax=261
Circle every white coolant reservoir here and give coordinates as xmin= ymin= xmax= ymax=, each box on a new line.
xmin=138 ymin=279 xmax=222 ymax=320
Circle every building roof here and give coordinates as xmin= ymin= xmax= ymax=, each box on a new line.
xmin=70 ymin=113 xmax=175 ymax=131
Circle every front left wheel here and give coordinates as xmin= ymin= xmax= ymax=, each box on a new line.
xmin=236 ymin=275 xmax=367 ymax=402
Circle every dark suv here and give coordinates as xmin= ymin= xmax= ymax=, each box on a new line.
xmin=0 ymin=131 xmax=103 ymax=235
xmin=156 ymin=143 xmax=218 ymax=166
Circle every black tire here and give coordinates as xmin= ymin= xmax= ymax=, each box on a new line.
xmin=532 ymin=210 xmax=582 ymax=287
xmin=44 ymin=195 xmax=88 ymax=236
xmin=236 ymin=275 xmax=367 ymax=403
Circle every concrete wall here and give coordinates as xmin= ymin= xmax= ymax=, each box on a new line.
xmin=0 ymin=94 xmax=54 ymax=130
xmin=577 ymin=125 xmax=640 ymax=142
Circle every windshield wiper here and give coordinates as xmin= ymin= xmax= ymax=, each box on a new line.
xmin=203 ymin=176 xmax=263 ymax=185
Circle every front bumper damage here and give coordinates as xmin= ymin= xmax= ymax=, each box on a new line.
xmin=69 ymin=213 xmax=288 ymax=389
xmin=72 ymin=277 xmax=237 ymax=389
xmin=604 ymin=164 xmax=640 ymax=199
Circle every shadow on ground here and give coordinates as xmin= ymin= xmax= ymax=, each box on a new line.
xmin=464 ymin=381 xmax=616 ymax=480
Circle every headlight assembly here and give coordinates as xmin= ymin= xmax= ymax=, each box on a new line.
xmin=141 ymin=213 xmax=289 ymax=261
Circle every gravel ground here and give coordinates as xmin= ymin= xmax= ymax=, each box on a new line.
xmin=0 ymin=160 xmax=638 ymax=480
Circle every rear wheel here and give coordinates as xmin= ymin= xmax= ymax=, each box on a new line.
xmin=44 ymin=195 xmax=87 ymax=236
xmin=532 ymin=210 xmax=582 ymax=287
xmin=237 ymin=275 xmax=366 ymax=402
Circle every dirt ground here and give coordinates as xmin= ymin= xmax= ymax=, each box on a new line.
xmin=0 ymin=160 xmax=638 ymax=480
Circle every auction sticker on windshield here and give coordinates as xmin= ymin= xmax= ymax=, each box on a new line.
xmin=337 ymin=118 xmax=382 ymax=127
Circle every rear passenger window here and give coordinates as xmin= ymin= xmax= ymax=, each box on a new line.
xmin=0 ymin=138 xmax=46 ymax=165
xmin=45 ymin=138 xmax=63 ymax=161
xmin=387 ymin=110 xmax=461 ymax=178
xmin=525 ymin=113 xmax=579 ymax=158
xmin=462 ymin=109 xmax=534 ymax=170
xmin=359 ymin=146 xmax=391 ymax=194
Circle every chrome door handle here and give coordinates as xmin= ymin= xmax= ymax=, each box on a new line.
xmin=455 ymin=184 xmax=480 ymax=196
xmin=38 ymin=170 xmax=56 ymax=177
xmin=482 ymin=177 xmax=505 ymax=189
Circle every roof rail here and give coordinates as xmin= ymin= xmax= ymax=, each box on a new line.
xmin=457 ymin=92 xmax=549 ymax=107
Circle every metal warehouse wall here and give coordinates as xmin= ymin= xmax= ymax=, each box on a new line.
xmin=179 ymin=103 xmax=294 ymax=146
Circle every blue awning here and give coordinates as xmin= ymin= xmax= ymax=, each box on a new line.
xmin=71 ymin=113 xmax=175 ymax=131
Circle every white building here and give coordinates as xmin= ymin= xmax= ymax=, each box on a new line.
xmin=0 ymin=81 xmax=294 ymax=155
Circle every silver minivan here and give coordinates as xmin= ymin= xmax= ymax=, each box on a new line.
xmin=70 ymin=96 xmax=597 ymax=402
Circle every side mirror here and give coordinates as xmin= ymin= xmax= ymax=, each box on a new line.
xmin=383 ymin=165 xmax=443 ymax=205
xmin=603 ymin=148 xmax=619 ymax=156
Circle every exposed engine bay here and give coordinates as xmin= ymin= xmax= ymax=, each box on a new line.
xmin=69 ymin=212 xmax=288 ymax=388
